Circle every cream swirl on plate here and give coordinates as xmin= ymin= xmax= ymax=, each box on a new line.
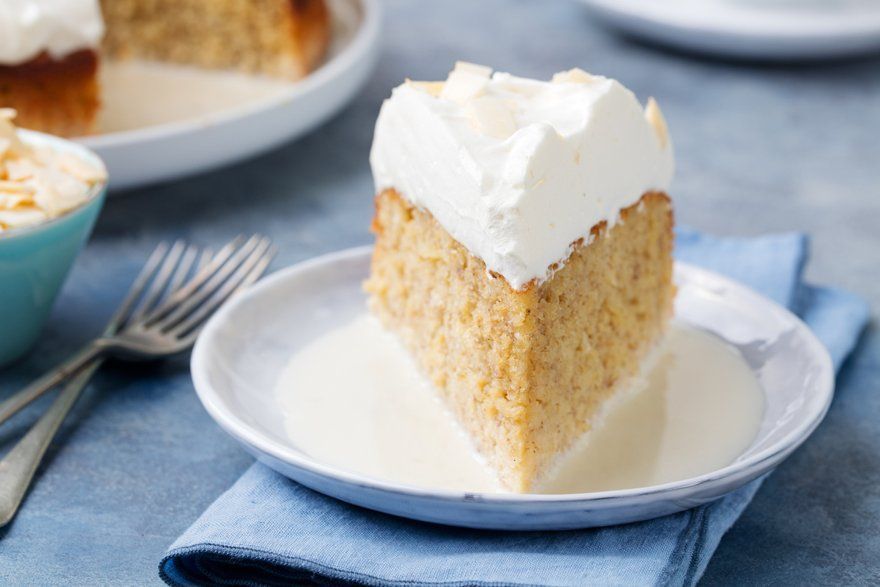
xmin=370 ymin=63 xmax=674 ymax=289
xmin=0 ymin=109 xmax=106 ymax=232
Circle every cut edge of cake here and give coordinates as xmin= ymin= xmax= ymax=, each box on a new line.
xmin=365 ymin=188 xmax=675 ymax=492
xmin=365 ymin=63 xmax=677 ymax=493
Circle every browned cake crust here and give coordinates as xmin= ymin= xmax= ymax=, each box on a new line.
xmin=0 ymin=50 xmax=100 ymax=137
xmin=365 ymin=188 xmax=675 ymax=491
xmin=289 ymin=0 xmax=332 ymax=73
xmin=100 ymin=0 xmax=331 ymax=79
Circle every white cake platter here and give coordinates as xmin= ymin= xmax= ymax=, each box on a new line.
xmin=190 ymin=246 xmax=834 ymax=530
xmin=77 ymin=0 xmax=380 ymax=192
xmin=579 ymin=0 xmax=880 ymax=60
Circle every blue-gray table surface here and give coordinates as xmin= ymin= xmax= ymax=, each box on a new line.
xmin=1 ymin=0 xmax=878 ymax=584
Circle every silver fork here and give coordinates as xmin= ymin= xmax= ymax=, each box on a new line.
xmin=0 ymin=235 xmax=275 ymax=526
xmin=0 ymin=234 xmax=274 ymax=425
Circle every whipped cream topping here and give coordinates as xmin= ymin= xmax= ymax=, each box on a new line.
xmin=370 ymin=63 xmax=674 ymax=290
xmin=0 ymin=109 xmax=106 ymax=232
xmin=0 ymin=0 xmax=104 ymax=65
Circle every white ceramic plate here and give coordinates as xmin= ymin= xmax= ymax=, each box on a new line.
xmin=579 ymin=0 xmax=880 ymax=60
xmin=191 ymin=247 xmax=834 ymax=530
xmin=77 ymin=0 xmax=380 ymax=191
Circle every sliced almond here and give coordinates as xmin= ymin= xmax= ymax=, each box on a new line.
xmin=59 ymin=152 xmax=106 ymax=184
xmin=453 ymin=61 xmax=492 ymax=78
xmin=645 ymin=97 xmax=669 ymax=148
xmin=441 ymin=69 xmax=489 ymax=103
xmin=405 ymin=80 xmax=444 ymax=97
xmin=466 ymin=96 xmax=517 ymax=139
xmin=0 ymin=180 xmax=35 ymax=194
xmin=0 ymin=207 xmax=48 ymax=228
xmin=5 ymin=158 xmax=35 ymax=181
xmin=0 ymin=117 xmax=26 ymax=156
xmin=552 ymin=68 xmax=596 ymax=84
xmin=0 ymin=193 xmax=34 ymax=209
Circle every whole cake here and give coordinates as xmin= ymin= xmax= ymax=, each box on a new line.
xmin=0 ymin=0 xmax=330 ymax=137
xmin=365 ymin=63 xmax=675 ymax=492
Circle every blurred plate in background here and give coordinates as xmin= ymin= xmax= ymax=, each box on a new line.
xmin=79 ymin=0 xmax=380 ymax=193
xmin=580 ymin=0 xmax=880 ymax=60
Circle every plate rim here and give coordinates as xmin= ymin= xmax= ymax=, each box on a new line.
xmin=580 ymin=0 xmax=880 ymax=38
xmin=578 ymin=0 xmax=880 ymax=59
xmin=191 ymin=245 xmax=834 ymax=507
xmin=77 ymin=0 xmax=381 ymax=150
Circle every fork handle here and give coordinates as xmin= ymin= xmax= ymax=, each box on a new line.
xmin=0 ymin=342 xmax=104 ymax=427
xmin=0 ymin=359 xmax=103 ymax=527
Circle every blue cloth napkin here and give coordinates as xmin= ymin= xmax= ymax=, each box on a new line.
xmin=160 ymin=229 xmax=869 ymax=587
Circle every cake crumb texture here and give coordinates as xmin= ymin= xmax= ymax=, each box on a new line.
xmin=100 ymin=0 xmax=330 ymax=79
xmin=365 ymin=189 xmax=674 ymax=492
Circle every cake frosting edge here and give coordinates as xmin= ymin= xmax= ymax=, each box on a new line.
xmin=369 ymin=62 xmax=675 ymax=290
xmin=0 ymin=0 xmax=105 ymax=65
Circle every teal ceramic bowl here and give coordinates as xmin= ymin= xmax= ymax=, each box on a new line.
xmin=0 ymin=130 xmax=107 ymax=368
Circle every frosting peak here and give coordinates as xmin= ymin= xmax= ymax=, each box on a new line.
xmin=370 ymin=63 xmax=675 ymax=289
xmin=0 ymin=0 xmax=104 ymax=65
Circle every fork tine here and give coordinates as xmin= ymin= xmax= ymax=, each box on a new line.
xmin=143 ymin=235 xmax=246 ymax=323
xmin=0 ymin=240 xmax=175 ymax=429
xmin=161 ymin=239 xmax=271 ymax=336
xmin=145 ymin=235 xmax=264 ymax=329
xmin=110 ymin=242 xmax=170 ymax=335
xmin=165 ymin=244 xmax=200 ymax=295
xmin=172 ymin=247 xmax=214 ymax=325
xmin=197 ymin=248 xmax=213 ymax=271
xmin=174 ymin=245 xmax=276 ymax=343
xmin=126 ymin=240 xmax=187 ymax=325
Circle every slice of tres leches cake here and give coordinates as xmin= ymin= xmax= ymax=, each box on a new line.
xmin=364 ymin=62 xmax=675 ymax=493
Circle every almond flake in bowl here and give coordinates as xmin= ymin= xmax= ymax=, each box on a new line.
xmin=0 ymin=109 xmax=107 ymax=233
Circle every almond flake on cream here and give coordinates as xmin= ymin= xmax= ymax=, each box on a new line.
xmin=440 ymin=62 xmax=491 ymax=103
xmin=644 ymin=98 xmax=669 ymax=149
xmin=466 ymin=96 xmax=517 ymax=139
xmin=0 ymin=193 xmax=34 ymax=209
xmin=552 ymin=68 xmax=596 ymax=84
